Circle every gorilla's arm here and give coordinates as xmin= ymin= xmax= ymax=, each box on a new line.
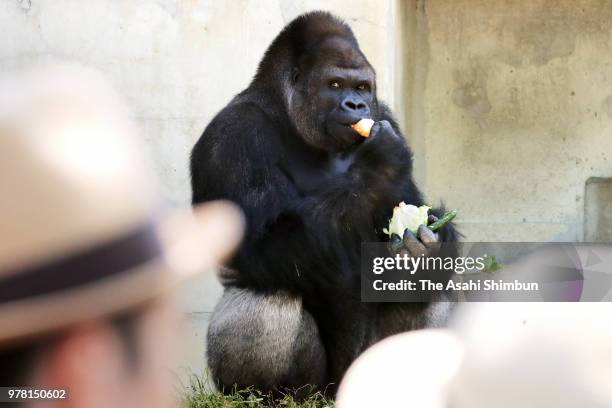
xmin=376 ymin=107 xmax=458 ymax=243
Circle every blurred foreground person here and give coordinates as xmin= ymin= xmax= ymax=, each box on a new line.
xmin=0 ymin=65 xmax=244 ymax=408
xmin=337 ymin=303 xmax=612 ymax=408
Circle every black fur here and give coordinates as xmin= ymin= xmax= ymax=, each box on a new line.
xmin=191 ymin=11 xmax=458 ymax=394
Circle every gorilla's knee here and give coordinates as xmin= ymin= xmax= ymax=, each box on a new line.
xmin=207 ymin=287 xmax=326 ymax=392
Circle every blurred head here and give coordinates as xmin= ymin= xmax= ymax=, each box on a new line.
xmin=1 ymin=299 xmax=180 ymax=408
xmin=337 ymin=303 xmax=612 ymax=408
xmin=0 ymin=65 xmax=244 ymax=408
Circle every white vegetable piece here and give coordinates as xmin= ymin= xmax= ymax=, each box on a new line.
xmin=383 ymin=202 xmax=430 ymax=237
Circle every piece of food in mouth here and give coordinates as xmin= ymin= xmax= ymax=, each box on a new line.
xmin=351 ymin=118 xmax=375 ymax=138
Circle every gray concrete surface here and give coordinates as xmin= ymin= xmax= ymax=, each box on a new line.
xmin=404 ymin=0 xmax=612 ymax=242
xmin=3 ymin=0 xmax=612 ymax=378
xmin=585 ymin=178 xmax=612 ymax=242
xmin=0 ymin=0 xmax=403 ymax=379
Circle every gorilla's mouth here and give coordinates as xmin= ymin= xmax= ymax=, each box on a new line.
xmin=336 ymin=120 xmax=365 ymax=135
xmin=334 ymin=115 xmax=363 ymax=127
xmin=325 ymin=121 xmax=362 ymax=149
xmin=329 ymin=120 xmax=357 ymax=131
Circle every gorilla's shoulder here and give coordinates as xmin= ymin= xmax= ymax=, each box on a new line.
xmin=195 ymin=99 xmax=279 ymax=153
xmin=191 ymin=97 xmax=283 ymax=183
xmin=210 ymin=99 xmax=273 ymax=137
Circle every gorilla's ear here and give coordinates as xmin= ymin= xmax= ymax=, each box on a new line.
xmin=291 ymin=67 xmax=300 ymax=83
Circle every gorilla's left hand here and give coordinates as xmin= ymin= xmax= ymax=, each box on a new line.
xmin=351 ymin=120 xmax=410 ymax=180
xmin=389 ymin=214 xmax=441 ymax=258
xmin=368 ymin=119 xmax=401 ymax=139
xmin=358 ymin=120 xmax=405 ymax=152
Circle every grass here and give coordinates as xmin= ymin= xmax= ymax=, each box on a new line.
xmin=182 ymin=375 xmax=335 ymax=408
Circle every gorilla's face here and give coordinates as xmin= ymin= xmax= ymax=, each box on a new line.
xmin=288 ymin=37 xmax=376 ymax=152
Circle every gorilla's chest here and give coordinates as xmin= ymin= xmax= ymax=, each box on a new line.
xmin=281 ymin=152 xmax=354 ymax=195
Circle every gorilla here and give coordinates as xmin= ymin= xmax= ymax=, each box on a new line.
xmin=190 ymin=11 xmax=458 ymax=394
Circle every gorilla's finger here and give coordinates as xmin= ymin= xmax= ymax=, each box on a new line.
xmin=369 ymin=120 xmax=393 ymax=138
xmin=378 ymin=120 xmax=392 ymax=131
xmin=417 ymin=225 xmax=442 ymax=254
xmin=368 ymin=122 xmax=383 ymax=139
xmin=378 ymin=120 xmax=401 ymax=139
xmin=388 ymin=233 xmax=404 ymax=254
xmin=402 ymin=229 xmax=426 ymax=257
xmin=427 ymin=214 xmax=439 ymax=225
xmin=417 ymin=224 xmax=439 ymax=242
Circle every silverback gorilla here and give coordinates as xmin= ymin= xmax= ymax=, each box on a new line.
xmin=190 ymin=11 xmax=458 ymax=394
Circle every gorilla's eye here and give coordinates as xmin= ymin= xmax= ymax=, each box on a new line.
xmin=356 ymin=83 xmax=368 ymax=91
xmin=329 ymin=81 xmax=342 ymax=89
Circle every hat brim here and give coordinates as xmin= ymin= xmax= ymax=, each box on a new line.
xmin=336 ymin=329 xmax=464 ymax=408
xmin=0 ymin=200 xmax=244 ymax=347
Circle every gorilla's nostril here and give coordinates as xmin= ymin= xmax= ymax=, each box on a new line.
xmin=343 ymin=99 xmax=367 ymax=112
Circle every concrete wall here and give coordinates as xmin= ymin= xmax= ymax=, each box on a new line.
xmin=2 ymin=0 xmax=402 ymax=206
xmin=403 ymin=0 xmax=612 ymax=242
xmin=0 ymin=0 xmax=403 ymax=377
xmin=4 ymin=0 xmax=612 ymax=376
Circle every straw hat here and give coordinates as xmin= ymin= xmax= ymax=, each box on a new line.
xmin=0 ymin=64 xmax=244 ymax=346
xmin=337 ymin=303 xmax=612 ymax=408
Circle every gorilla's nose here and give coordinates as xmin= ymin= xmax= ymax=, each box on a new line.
xmin=341 ymin=97 xmax=369 ymax=115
